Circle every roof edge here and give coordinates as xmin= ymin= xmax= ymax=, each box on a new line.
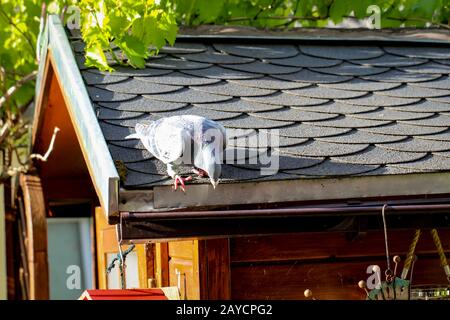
xmin=37 ymin=15 xmax=119 ymax=218
xmin=118 ymin=171 xmax=450 ymax=212
xmin=177 ymin=25 xmax=450 ymax=45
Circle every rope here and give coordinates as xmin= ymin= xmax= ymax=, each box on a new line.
xmin=430 ymin=229 xmax=450 ymax=282
xmin=106 ymin=244 xmax=136 ymax=274
xmin=381 ymin=204 xmax=391 ymax=272
xmin=402 ymin=229 xmax=421 ymax=279
xmin=431 ymin=229 xmax=448 ymax=268
xmin=108 ymin=213 xmax=135 ymax=289
xmin=118 ymin=214 xmax=125 ymax=289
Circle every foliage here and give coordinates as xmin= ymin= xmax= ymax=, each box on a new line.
xmin=76 ymin=0 xmax=177 ymax=71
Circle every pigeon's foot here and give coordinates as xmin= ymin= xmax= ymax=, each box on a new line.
xmin=172 ymin=175 xmax=193 ymax=193
xmin=192 ymin=167 xmax=208 ymax=177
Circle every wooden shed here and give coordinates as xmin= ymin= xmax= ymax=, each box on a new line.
xmin=8 ymin=15 xmax=450 ymax=300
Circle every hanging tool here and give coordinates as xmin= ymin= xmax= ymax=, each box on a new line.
xmin=106 ymin=213 xmax=136 ymax=289
xmin=359 ymin=205 xmax=410 ymax=300
xmin=106 ymin=243 xmax=136 ymax=289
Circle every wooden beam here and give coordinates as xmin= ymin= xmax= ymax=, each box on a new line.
xmin=43 ymin=177 xmax=96 ymax=201
xmin=146 ymin=243 xmax=156 ymax=287
xmin=19 ymin=173 xmax=49 ymax=300
xmin=199 ymin=239 xmax=231 ymax=300
xmin=121 ymin=212 xmax=450 ymax=241
xmin=155 ymin=243 xmax=169 ymax=288
xmin=0 ymin=157 xmax=6 ymax=299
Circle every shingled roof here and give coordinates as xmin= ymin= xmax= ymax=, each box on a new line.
xmin=69 ymin=35 xmax=450 ymax=190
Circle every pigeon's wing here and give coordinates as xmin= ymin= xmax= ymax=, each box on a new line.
xmin=135 ymin=120 xmax=188 ymax=164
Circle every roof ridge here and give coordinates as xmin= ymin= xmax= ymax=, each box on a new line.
xmin=176 ymin=26 xmax=450 ymax=45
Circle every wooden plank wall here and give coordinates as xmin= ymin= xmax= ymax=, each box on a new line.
xmin=198 ymin=239 xmax=231 ymax=300
xmin=19 ymin=174 xmax=49 ymax=300
xmin=164 ymin=239 xmax=231 ymax=300
xmin=230 ymin=229 xmax=450 ymax=300
xmin=168 ymin=240 xmax=200 ymax=300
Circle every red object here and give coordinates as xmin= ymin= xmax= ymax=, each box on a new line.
xmin=79 ymin=289 xmax=168 ymax=300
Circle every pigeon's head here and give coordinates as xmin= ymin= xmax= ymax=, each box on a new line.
xmin=201 ymin=144 xmax=223 ymax=189
xmin=208 ymin=163 xmax=222 ymax=189
xmin=200 ymin=147 xmax=222 ymax=189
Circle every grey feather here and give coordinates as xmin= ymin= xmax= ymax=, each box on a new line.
xmin=127 ymin=115 xmax=227 ymax=187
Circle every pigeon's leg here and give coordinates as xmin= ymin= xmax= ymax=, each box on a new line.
xmin=192 ymin=167 xmax=208 ymax=177
xmin=167 ymin=163 xmax=193 ymax=192
xmin=173 ymin=175 xmax=192 ymax=193
xmin=167 ymin=163 xmax=177 ymax=179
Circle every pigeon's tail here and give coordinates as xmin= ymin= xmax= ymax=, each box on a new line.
xmin=125 ymin=133 xmax=140 ymax=140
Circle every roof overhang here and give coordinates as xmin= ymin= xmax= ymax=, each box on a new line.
xmin=119 ymin=171 xmax=450 ymax=212
xmin=32 ymin=15 xmax=119 ymax=217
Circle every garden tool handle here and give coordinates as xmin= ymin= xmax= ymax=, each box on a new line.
xmin=430 ymin=229 xmax=450 ymax=282
xmin=401 ymin=229 xmax=421 ymax=279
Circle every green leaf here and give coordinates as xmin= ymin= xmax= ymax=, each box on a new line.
xmin=116 ymin=34 xmax=148 ymax=68
xmin=85 ymin=44 xmax=113 ymax=71
xmin=195 ymin=0 xmax=225 ymax=24
xmin=107 ymin=9 xmax=131 ymax=37
xmin=329 ymin=0 xmax=350 ymax=24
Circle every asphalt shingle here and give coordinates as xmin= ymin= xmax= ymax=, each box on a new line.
xmin=278 ymin=140 xmax=369 ymax=157
xmin=214 ymin=43 xmax=299 ymax=59
xmin=135 ymin=72 xmax=221 ymax=86
xmin=331 ymin=146 xmax=427 ymax=165
xmin=362 ymin=69 xmax=442 ymax=83
xmin=383 ymin=46 xmax=450 ymax=59
xmin=98 ymin=79 xmax=183 ymax=95
xmin=191 ymin=81 xmax=277 ymax=97
xmin=145 ymin=57 xmax=212 ymax=70
xmin=300 ymin=45 xmax=384 ymax=60
xmin=319 ymin=79 xmax=402 ymax=92
xmin=311 ymin=62 xmax=389 ymax=76
xmin=267 ymin=52 xmax=341 ymax=68
xmin=286 ymin=160 xmax=380 ymax=177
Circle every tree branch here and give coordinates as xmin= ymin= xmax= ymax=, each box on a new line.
xmin=226 ymin=14 xmax=449 ymax=29
xmin=0 ymin=70 xmax=38 ymax=109
xmin=0 ymin=122 xmax=10 ymax=144
xmin=29 ymin=127 xmax=60 ymax=162
xmin=227 ymin=15 xmax=324 ymax=22
xmin=0 ymin=127 xmax=60 ymax=185
xmin=383 ymin=16 xmax=450 ymax=29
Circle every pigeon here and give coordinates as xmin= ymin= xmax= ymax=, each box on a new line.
xmin=125 ymin=115 xmax=227 ymax=192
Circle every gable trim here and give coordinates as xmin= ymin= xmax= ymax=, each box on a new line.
xmin=33 ymin=15 xmax=119 ymax=218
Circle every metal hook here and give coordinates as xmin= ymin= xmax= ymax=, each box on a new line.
xmin=381 ymin=204 xmax=392 ymax=281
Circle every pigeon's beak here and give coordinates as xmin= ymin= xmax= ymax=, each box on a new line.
xmin=210 ymin=178 xmax=219 ymax=189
